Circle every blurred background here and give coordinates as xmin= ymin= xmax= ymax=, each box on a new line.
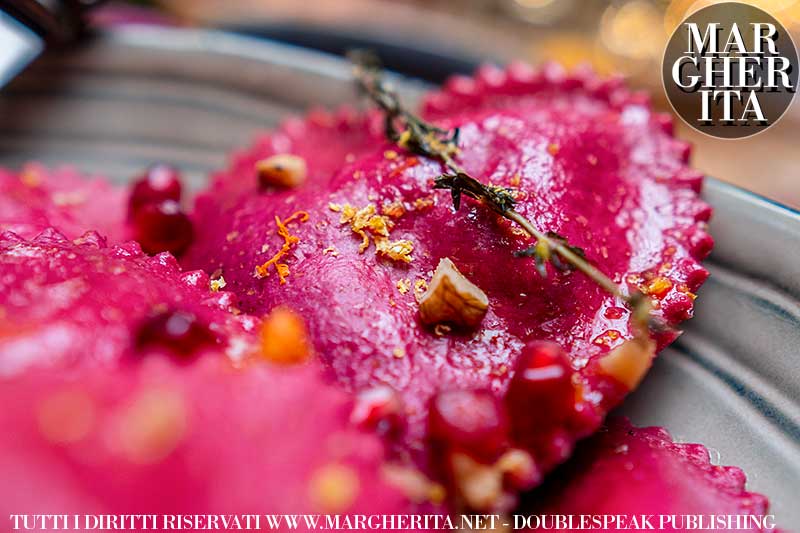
xmin=23 ymin=0 xmax=800 ymax=206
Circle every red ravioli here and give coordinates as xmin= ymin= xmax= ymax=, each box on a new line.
xmin=527 ymin=418 xmax=777 ymax=532
xmin=194 ymin=106 xmax=385 ymax=244
xmin=0 ymin=163 xmax=127 ymax=242
xmin=183 ymin=65 xmax=713 ymax=501
xmin=0 ymin=358 xmax=422 ymax=518
xmin=0 ymin=229 xmax=256 ymax=376
xmin=0 ymin=229 xmax=438 ymax=519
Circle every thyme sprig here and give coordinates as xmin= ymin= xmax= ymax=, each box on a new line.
xmin=350 ymin=52 xmax=655 ymax=332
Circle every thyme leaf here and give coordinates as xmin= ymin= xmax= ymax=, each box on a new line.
xmin=433 ymin=173 xmax=517 ymax=214
xmin=350 ymin=52 xmax=658 ymax=334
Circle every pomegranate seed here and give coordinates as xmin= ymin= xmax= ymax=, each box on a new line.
xmin=429 ymin=389 xmax=509 ymax=461
xmin=135 ymin=309 xmax=216 ymax=357
xmin=505 ymin=341 xmax=575 ymax=447
xmin=128 ymin=164 xmax=182 ymax=219
xmin=350 ymin=386 xmax=403 ymax=436
xmin=132 ymin=200 xmax=193 ymax=256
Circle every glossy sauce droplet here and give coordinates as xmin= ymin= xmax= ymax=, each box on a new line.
xmin=603 ymin=306 xmax=625 ymax=320
xmin=135 ymin=309 xmax=217 ymax=357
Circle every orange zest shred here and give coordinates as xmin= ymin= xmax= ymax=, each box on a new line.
xmin=20 ymin=169 xmax=42 ymax=187
xmin=414 ymin=279 xmax=428 ymax=302
xmin=413 ymin=196 xmax=435 ymax=211
xmin=331 ymin=203 xmax=413 ymax=263
xmin=381 ymin=200 xmax=406 ymax=218
xmin=645 ymin=276 xmax=673 ymax=299
xmin=259 ymin=306 xmax=312 ymax=364
xmin=389 ymin=156 xmax=420 ymax=178
xmin=396 ymin=278 xmax=410 ymax=294
xmin=254 ymin=210 xmax=309 ymax=284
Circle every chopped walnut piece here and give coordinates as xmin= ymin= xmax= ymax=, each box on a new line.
xmin=52 ymin=191 xmax=86 ymax=207
xmin=114 ymin=388 xmax=187 ymax=465
xmin=433 ymin=324 xmax=452 ymax=336
xmin=418 ymin=258 xmax=488 ymax=329
xmin=598 ymin=336 xmax=656 ymax=390
xmin=450 ymin=453 xmax=505 ymax=511
xmin=382 ymin=464 xmax=446 ymax=505
xmin=256 ymin=154 xmax=307 ymax=189
xmin=496 ymin=448 xmax=540 ymax=490
xmin=209 ymin=276 xmax=227 ymax=292
xmin=308 ymin=463 xmax=360 ymax=512
xmin=448 ymin=448 xmax=539 ymax=511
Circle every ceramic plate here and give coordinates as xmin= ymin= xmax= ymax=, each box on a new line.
xmin=1 ymin=26 xmax=798 ymax=524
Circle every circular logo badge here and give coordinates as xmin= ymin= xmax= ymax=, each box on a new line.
xmin=662 ymin=2 xmax=798 ymax=139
